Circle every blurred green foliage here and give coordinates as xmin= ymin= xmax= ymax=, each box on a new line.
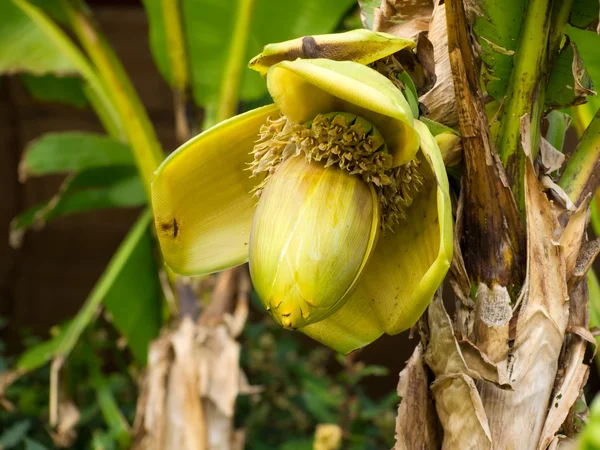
xmin=1 ymin=316 xmax=397 ymax=449
xmin=238 ymin=319 xmax=396 ymax=450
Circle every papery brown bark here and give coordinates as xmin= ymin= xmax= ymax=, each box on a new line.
xmin=132 ymin=268 xmax=252 ymax=450
xmin=391 ymin=0 xmax=595 ymax=448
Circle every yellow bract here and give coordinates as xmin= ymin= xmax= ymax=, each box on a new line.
xmin=267 ymin=58 xmax=420 ymax=166
xmin=151 ymin=40 xmax=453 ymax=353
xmin=152 ymin=104 xmax=279 ymax=275
xmin=249 ymin=156 xmax=380 ymax=329
xmin=249 ymin=29 xmax=415 ymax=75
xmin=300 ymin=120 xmax=452 ymax=352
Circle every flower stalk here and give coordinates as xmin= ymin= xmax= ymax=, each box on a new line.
xmin=495 ymin=0 xmax=552 ymax=209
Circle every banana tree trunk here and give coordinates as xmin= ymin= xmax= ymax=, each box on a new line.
xmin=394 ymin=0 xmax=598 ymax=448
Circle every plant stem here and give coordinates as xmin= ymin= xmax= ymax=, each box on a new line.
xmin=548 ymin=0 xmax=574 ymax=59
xmin=161 ymin=0 xmax=196 ymax=143
xmin=559 ymin=109 xmax=600 ymax=206
xmin=62 ymin=0 xmax=165 ymax=198
xmin=496 ymin=0 xmax=553 ymax=208
xmin=444 ymin=0 xmax=525 ymax=288
xmin=12 ymin=0 xmax=124 ymax=140
xmin=54 ymin=211 xmax=153 ymax=362
xmin=215 ymin=0 xmax=255 ymax=123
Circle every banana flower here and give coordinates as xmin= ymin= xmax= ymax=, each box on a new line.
xmin=151 ymin=31 xmax=452 ymax=354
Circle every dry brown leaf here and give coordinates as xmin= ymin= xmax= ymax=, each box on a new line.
xmin=430 ymin=374 xmax=492 ymax=449
xmin=479 ymin=159 xmax=569 ymax=450
xmin=570 ymin=237 xmax=600 ymax=289
xmin=424 ymin=293 xmax=472 ymax=377
xmin=538 ymin=281 xmax=591 ymax=449
xmin=541 ymin=176 xmax=577 ymax=212
xmin=447 ymin=0 xmax=525 ymax=288
xmin=572 ymin=43 xmax=596 ymax=99
xmin=425 ymin=292 xmax=508 ymax=388
xmin=372 ymin=0 xmax=434 ymax=40
xmin=449 ymin=184 xmax=473 ymax=309
xmin=133 ymin=269 xmax=253 ymax=450
xmin=473 ymin=283 xmax=512 ymax=366
xmin=457 ymin=337 xmax=510 ymax=387
xmin=49 ymin=400 xmax=80 ymax=448
xmin=560 ymin=199 xmax=590 ymax=281
xmin=540 ymin=137 xmax=566 ymax=174
xmin=547 ymin=436 xmax=576 ymax=450
xmin=394 ymin=343 xmax=440 ymax=449
xmin=134 ymin=318 xmax=248 ymax=450
xmin=0 ymin=369 xmax=23 ymax=412
xmin=394 ymin=33 xmax=437 ymax=94
xmin=420 ymin=2 xmax=459 ymax=126
xmin=423 ymin=292 xmax=507 ymax=448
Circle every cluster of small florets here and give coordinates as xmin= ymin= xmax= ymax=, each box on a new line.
xmin=249 ymin=113 xmax=423 ymax=231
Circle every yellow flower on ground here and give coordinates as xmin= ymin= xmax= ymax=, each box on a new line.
xmin=151 ymin=39 xmax=452 ymax=354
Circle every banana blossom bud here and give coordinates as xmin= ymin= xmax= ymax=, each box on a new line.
xmin=151 ymin=33 xmax=452 ymax=354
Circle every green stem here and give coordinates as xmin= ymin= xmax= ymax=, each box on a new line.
xmin=496 ymin=0 xmax=553 ymax=208
xmin=592 ymin=197 xmax=600 ymax=237
xmin=12 ymin=0 xmax=123 ymax=140
xmin=62 ymin=0 xmax=165 ymax=198
xmin=548 ymin=0 xmax=574 ymax=59
xmin=559 ymin=109 xmax=600 ymax=206
xmin=215 ymin=0 xmax=255 ymax=123
xmin=161 ymin=0 xmax=195 ymax=143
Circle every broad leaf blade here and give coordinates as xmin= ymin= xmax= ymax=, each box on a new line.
xmin=0 ymin=0 xmax=76 ymax=75
xmin=546 ymin=40 xmax=595 ymax=110
xmin=15 ymin=332 xmax=63 ymax=372
xmin=143 ymin=0 xmax=355 ymax=105
xmin=21 ymin=74 xmax=88 ymax=108
xmin=10 ymin=167 xmax=145 ymax=247
xmin=569 ymin=0 xmax=599 ymax=32
xmin=20 ymin=132 xmax=134 ymax=179
xmin=466 ymin=0 xmax=525 ymax=100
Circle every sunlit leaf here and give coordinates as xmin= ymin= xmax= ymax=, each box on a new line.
xmin=15 ymin=332 xmax=63 ymax=372
xmin=0 ymin=0 xmax=75 ymax=75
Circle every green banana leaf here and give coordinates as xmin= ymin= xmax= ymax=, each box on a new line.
xmin=143 ymin=0 xmax=355 ymax=106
